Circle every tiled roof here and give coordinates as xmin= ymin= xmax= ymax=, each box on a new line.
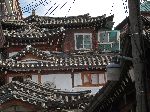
xmin=0 ymin=46 xmax=113 ymax=71
xmin=1 ymin=14 xmax=113 ymax=46
xmin=1 ymin=14 xmax=114 ymax=29
xmin=0 ymin=54 xmax=112 ymax=71
xmin=24 ymin=14 xmax=113 ymax=27
xmin=10 ymin=45 xmax=50 ymax=60
xmin=3 ymin=26 xmax=65 ymax=40
xmin=0 ymin=80 xmax=91 ymax=110
xmin=0 ymin=80 xmax=54 ymax=108
xmin=1 ymin=19 xmax=26 ymax=26
xmin=84 ymin=76 xmax=132 ymax=112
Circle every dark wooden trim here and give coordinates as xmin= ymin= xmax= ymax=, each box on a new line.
xmin=38 ymin=74 xmax=41 ymax=83
xmin=71 ymin=71 xmax=74 ymax=88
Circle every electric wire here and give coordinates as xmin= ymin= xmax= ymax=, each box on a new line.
xmin=44 ymin=3 xmax=56 ymax=16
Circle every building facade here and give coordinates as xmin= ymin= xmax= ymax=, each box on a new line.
xmin=84 ymin=1 xmax=150 ymax=112
xmin=0 ymin=10 xmax=120 ymax=111
xmin=0 ymin=0 xmax=22 ymax=20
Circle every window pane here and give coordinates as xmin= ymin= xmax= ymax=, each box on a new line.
xmin=76 ymin=35 xmax=83 ymax=49
xmin=84 ymin=35 xmax=91 ymax=49
xmin=84 ymin=35 xmax=90 ymax=43
xmin=109 ymin=31 xmax=117 ymax=42
xmin=84 ymin=44 xmax=91 ymax=49
xmin=99 ymin=44 xmax=104 ymax=51
xmin=104 ymin=44 xmax=111 ymax=51
xmin=99 ymin=32 xmax=109 ymax=43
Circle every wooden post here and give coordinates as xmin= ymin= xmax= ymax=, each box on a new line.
xmin=38 ymin=74 xmax=41 ymax=83
xmin=128 ymin=0 xmax=149 ymax=111
xmin=71 ymin=70 xmax=74 ymax=88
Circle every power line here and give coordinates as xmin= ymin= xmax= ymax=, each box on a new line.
xmin=49 ymin=4 xmax=60 ymax=15
xmin=44 ymin=2 xmax=56 ymax=16
xmin=60 ymin=2 xmax=67 ymax=9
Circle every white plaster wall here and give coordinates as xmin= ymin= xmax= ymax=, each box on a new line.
xmin=73 ymin=86 xmax=102 ymax=94
xmin=41 ymin=74 xmax=72 ymax=91
xmin=99 ymin=73 xmax=106 ymax=83
xmin=32 ymin=75 xmax=38 ymax=83
xmin=91 ymin=74 xmax=99 ymax=84
xmin=9 ymin=77 xmax=13 ymax=83
xmin=30 ymin=73 xmax=105 ymax=94
xmin=9 ymin=52 xmax=18 ymax=57
xmin=74 ymin=73 xmax=82 ymax=86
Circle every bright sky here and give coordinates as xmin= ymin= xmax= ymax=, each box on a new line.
xmin=19 ymin=0 xmax=130 ymax=27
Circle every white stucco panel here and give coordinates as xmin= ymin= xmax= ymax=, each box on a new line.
xmin=41 ymin=74 xmax=72 ymax=91
xmin=32 ymin=75 xmax=38 ymax=83
xmin=9 ymin=52 xmax=18 ymax=57
xmin=99 ymin=73 xmax=105 ymax=83
xmin=74 ymin=73 xmax=82 ymax=86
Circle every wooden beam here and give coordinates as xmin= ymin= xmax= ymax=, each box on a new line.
xmin=71 ymin=71 xmax=74 ymax=88
xmin=38 ymin=74 xmax=41 ymax=83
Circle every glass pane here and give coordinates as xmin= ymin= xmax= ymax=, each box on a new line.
xmin=99 ymin=44 xmax=104 ymax=51
xmin=84 ymin=35 xmax=90 ymax=41
xmin=76 ymin=35 xmax=83 ymax=49
xmin=99 ymin=32 xmax=108 ymax=43
xmin=109 ymin=31 xmax=117 ymax=42
xmin=112 ymin=43 xmax=119 ymax=51
xmin=84 ymin=35 xmax=91 ymax=49
xmin=84 ymin=44 xmax=91 ymax=49
xmin=104 ymin=44 xmax=111 ymax=51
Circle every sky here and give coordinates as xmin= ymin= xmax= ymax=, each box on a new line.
xmin=19 ymin=0 xmax=144 ymax=28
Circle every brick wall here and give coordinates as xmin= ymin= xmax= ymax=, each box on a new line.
xmin=63 ymin=27 xmax=97 ymax=52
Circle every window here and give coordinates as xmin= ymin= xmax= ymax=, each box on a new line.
xmin=99 ymin=32 xmax=109 ymax=43
xmin=98 ymin=30 xmax=120 ymax=52
xmin=74 ymin=33 xmax=92 ymax=50
xmin=81 ymin=72 xmax=106 ymax=86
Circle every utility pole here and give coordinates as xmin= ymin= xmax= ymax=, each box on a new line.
xmin=128 ymin=0 xmax=149 ymax=112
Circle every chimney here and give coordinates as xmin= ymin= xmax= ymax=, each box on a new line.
xmin=32 ymin=9 xmax=35 ymax=16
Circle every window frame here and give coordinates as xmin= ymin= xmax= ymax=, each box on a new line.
xmin=81 ymin=72 xmax=106 ymax=87
xmin=74 ymin=33 xmax=92 ymax=50
xmin=98 ymin=30 xmax=120 ymax=52
xmin=98 ymin=30 xmax=120 ymax=43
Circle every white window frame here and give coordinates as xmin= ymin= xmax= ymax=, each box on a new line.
xmin=74 ymin=33 xmax=92 ymax=50
xmin=98 ymin=30 xmax=120 ymax=52
xmin=98 ymin=30 xmax=120 ymax=43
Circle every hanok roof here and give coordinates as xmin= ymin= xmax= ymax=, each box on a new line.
xmin=3 ymin=26 xmax=65 ymax=40
xmin=23 ymin=14 xmax=114 ymax=29
xmin=1 ymin=14 xmax=113 ymax=46
xmin=0 ymin=80 xmax=91 ymax=110
xmin=84 ymin=74 xmax=134 ymax=112
xmin=0 ymin=45 xmax=113 ymax=71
